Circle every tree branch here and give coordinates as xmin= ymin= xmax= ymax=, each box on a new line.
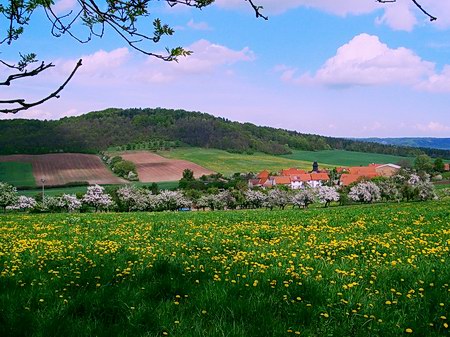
xmin=0 ymin=59 xmax=82 ymax=114
xmin=0 ymin=61 xmax=54 ymax=86
xmin=377 ymin=0 xmax=437 ymax=21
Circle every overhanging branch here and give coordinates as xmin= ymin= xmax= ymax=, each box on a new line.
xmin=0 ymin=59 xmax=82 ymax=114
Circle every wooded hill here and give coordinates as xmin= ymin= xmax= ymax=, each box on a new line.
xmin=1 ymin=108 xmax=449 ymax=159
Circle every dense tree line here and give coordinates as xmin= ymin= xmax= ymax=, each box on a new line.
xmin=1 ymin=108 xmax=449 ymax=158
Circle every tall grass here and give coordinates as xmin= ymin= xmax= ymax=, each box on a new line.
xmin=1 ymin=201 xmax=449 ymax=336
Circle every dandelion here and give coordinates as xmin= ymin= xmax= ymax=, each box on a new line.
xmin=405 ymin=328 xmax=413 ymax=333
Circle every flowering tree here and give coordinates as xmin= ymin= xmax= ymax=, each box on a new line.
xmin=378 ymin=180 xmax=402 ymax=202
xmin=244 ymin=190 xmax=267 ymax=209
xmin=82 ymin=185 xmax=114 ymax=212
xmin=348 ymin=181 xmax=381 ymax=203
xmin=264 ymin=189 xmax=290 ymax=210
xmin=117 ymin=185 xmax=152 ymax=211
xmin=292 ymin=188 xmax=316 ymax=209
xmin=7 ymin=195 xmax=36 ymax=211
xmin=0 ymin=182 xmax=18 ymax=212
xmin=156 ymin=190 xmax=191 ymax=211
xmin=415 ymin=181 xmax=438 ymax=201
xmin=58 ymin=194 xmax=82 ymax=212
xmin=317 ymin=186 xmax=340 ymax=207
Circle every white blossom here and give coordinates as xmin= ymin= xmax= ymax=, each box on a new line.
xmin=82 ymin=185 xmax=113 ymax=211
xmin=58 ymin=194 xmax=82 ymax=212
xmin=0 ymin=182 xmax=18 ymax=212
xmin=348 ymin=181 xmax=381 ymax=203
xmin=7 ymin=195 xmax=36 ymax=211
xmin=317 ymin=186 xmax=340 ymax=207
xmin=244 ymin=190 xmax=267 ymax=208
xmin=292 ymin=188 xmax=316 ymax=208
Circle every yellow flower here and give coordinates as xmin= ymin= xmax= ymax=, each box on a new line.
xmin=405 ymin=328 xmax=413 ymax=333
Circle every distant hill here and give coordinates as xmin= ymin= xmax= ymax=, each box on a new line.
xmin=1 ymin=107 xmax=449 ymax=159
xmin=358 ymin=138 xmax=450 ymax=151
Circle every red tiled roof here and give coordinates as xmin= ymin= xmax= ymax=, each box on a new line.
xmin=257 ymin=170 xmax=270 ymax=179
xmin=310 ymin=172 xmax=329 ymax=181
xmin=348 ymin=166 xmax=378 ymax=175
xmin=297 ymin=174 xmax=312 ymax=182
xmin=281 ymin=168 xmax=306 ymax=176
xmin=340 ymin=174 xmax=363 ymax=186
xmin=336 ymin=167 xmax=347 ymax=173
xmin=273 ymin=176 xmax=291 ymax=185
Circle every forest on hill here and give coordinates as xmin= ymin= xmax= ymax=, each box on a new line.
xmin=1 ymin=108 xmax=449 ymax=159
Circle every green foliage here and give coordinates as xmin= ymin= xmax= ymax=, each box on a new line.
xmin=434 ymin=158 xmax=445 ymax=172
xmin=414 ymin=154 xmax=434 ymax=173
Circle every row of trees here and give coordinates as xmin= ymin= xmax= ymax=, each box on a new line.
xmin=0 ymin=172 xmax=440 ymax=213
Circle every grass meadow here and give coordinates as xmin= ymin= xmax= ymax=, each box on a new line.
xmin=158 ymin=148 xmax=329 ymax=175
xmin=0 ymin=162 xmax=36 ymax=187
xmin=1 ymin=201 xmax=449 ymax=336
xmin=281 ymin=150 xmax=414 ymax=167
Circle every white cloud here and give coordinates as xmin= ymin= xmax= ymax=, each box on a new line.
xmin=52 ymin=0 xmax=77 ymax=14
xmin=279 ymin=33 xmax=435 ymax=87
xmin=415 ymin=121 xmax=450 ymax=132
xmin=418 ymin=65 xmax=450 ymax=92
xmin=215 ymin=0 xmax=379 ymax=16
xmin=215 ymin=0 xmax=450 ymax=30
xmin=187 ymin=19 xmax=212 ymax=31
xmin=375 ymin=0 xmax=417 ymax=31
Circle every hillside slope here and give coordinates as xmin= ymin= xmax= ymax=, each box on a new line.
xmin=358 ymin=138 xmax=450 ymax=150
xmin=1 ymin=107 xmax=449 ymax=158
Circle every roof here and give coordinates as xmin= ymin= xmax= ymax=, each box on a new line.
xmin=348 ymin=166 xmax=378 ymax=176
xmin=310 ymin=172 xmax=329 ymax=181
xmin=281 ymin=168 xmax=306 ymax=176
xmin=257 ymin=170 xmax=270 ymax=179
xmin=273 ymin=176 xmax=291 ymax=185
xmin=444 ymin=163 xmax=449 ymax=171
xmin=340 ymin=174 xmax=364 ymax=186
xmin=376 ymin=164 xmax=401 ymax=170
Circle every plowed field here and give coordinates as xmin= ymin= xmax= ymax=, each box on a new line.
xmin=120 ymin=151 xmax=214 ymax=182
xmin=0 ymin=153 xmax=125 ymax=186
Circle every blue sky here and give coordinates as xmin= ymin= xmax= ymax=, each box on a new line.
xmin=1 ymin=0 xmax=450 ymax=138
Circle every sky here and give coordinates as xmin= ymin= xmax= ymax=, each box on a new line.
xmin=1 ymin=0 xmax=450 ymax=138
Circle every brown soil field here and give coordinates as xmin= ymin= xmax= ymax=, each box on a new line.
xmin=120 ymin=151 xmax=215 ymax=182
xmin=0 ymin=153 xmax=125 ymax=186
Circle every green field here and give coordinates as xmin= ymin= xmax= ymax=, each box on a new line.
xmin=281 ymin=150 xmax=414 ymax=167
xmin=159 ymin=148 xmax=331 ymax=175
xmin=1 ymin=201 xmax=449 ymax=337
xmin=0 ymin=162 xmax=36 ymax=187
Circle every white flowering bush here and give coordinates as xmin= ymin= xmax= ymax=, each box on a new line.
xmin=244 ymin=190 xmax=267 ymax=209
xmin=317 ymin=186 xmax=340 ymax=207
xmin=82 ymin=185 xmax=113 ymax=211
xmin=377 ymin=180 xmax=402 ymax=202
xmin=0 ymin=182 xmax=18 ymax=212
xmin=263 ymin=189 xmax=290 ymax=210
xmin=349 ymin=181 xmax=381 ymax=203
xmin=7 ymin=195 xmax=36 ymax=211
xmin=156 ymin=190 xmax=191 ymax=211
xmin=292 ymin=188 xmax=316 ymax=209
xmin=58 ymin=194 xmax=82 ymax=212
xmin=416 ymin=181 xmax=438 ymax=201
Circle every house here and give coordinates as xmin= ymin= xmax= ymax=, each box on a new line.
xmin=290 ymin=174 xmax=311 ymax=189
xmin=257 ymin=170 xmax=270 ymax=179
xmin=444 ymin=163 xmax=450 ymax=171
xmin=340 ymin=174 xmax=366 ymax=186
xmin=375 ymin=164 xmax=401 ymax=177
xmin=272 ymin=176 xmax=291 ymax=187
xmin=309 ymin=172 xmax=330 ymax=187
xmin=281 ymin=168 xmax=306 ymax=176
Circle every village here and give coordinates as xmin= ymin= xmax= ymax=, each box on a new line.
xmin=248 ymin=162 xmax=405 ymax=189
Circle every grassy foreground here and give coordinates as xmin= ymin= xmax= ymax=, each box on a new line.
xmin=1 ymin=201 xmax=449 ymax=337
xmin=158 ymin=148 xmax=328 ymax=175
